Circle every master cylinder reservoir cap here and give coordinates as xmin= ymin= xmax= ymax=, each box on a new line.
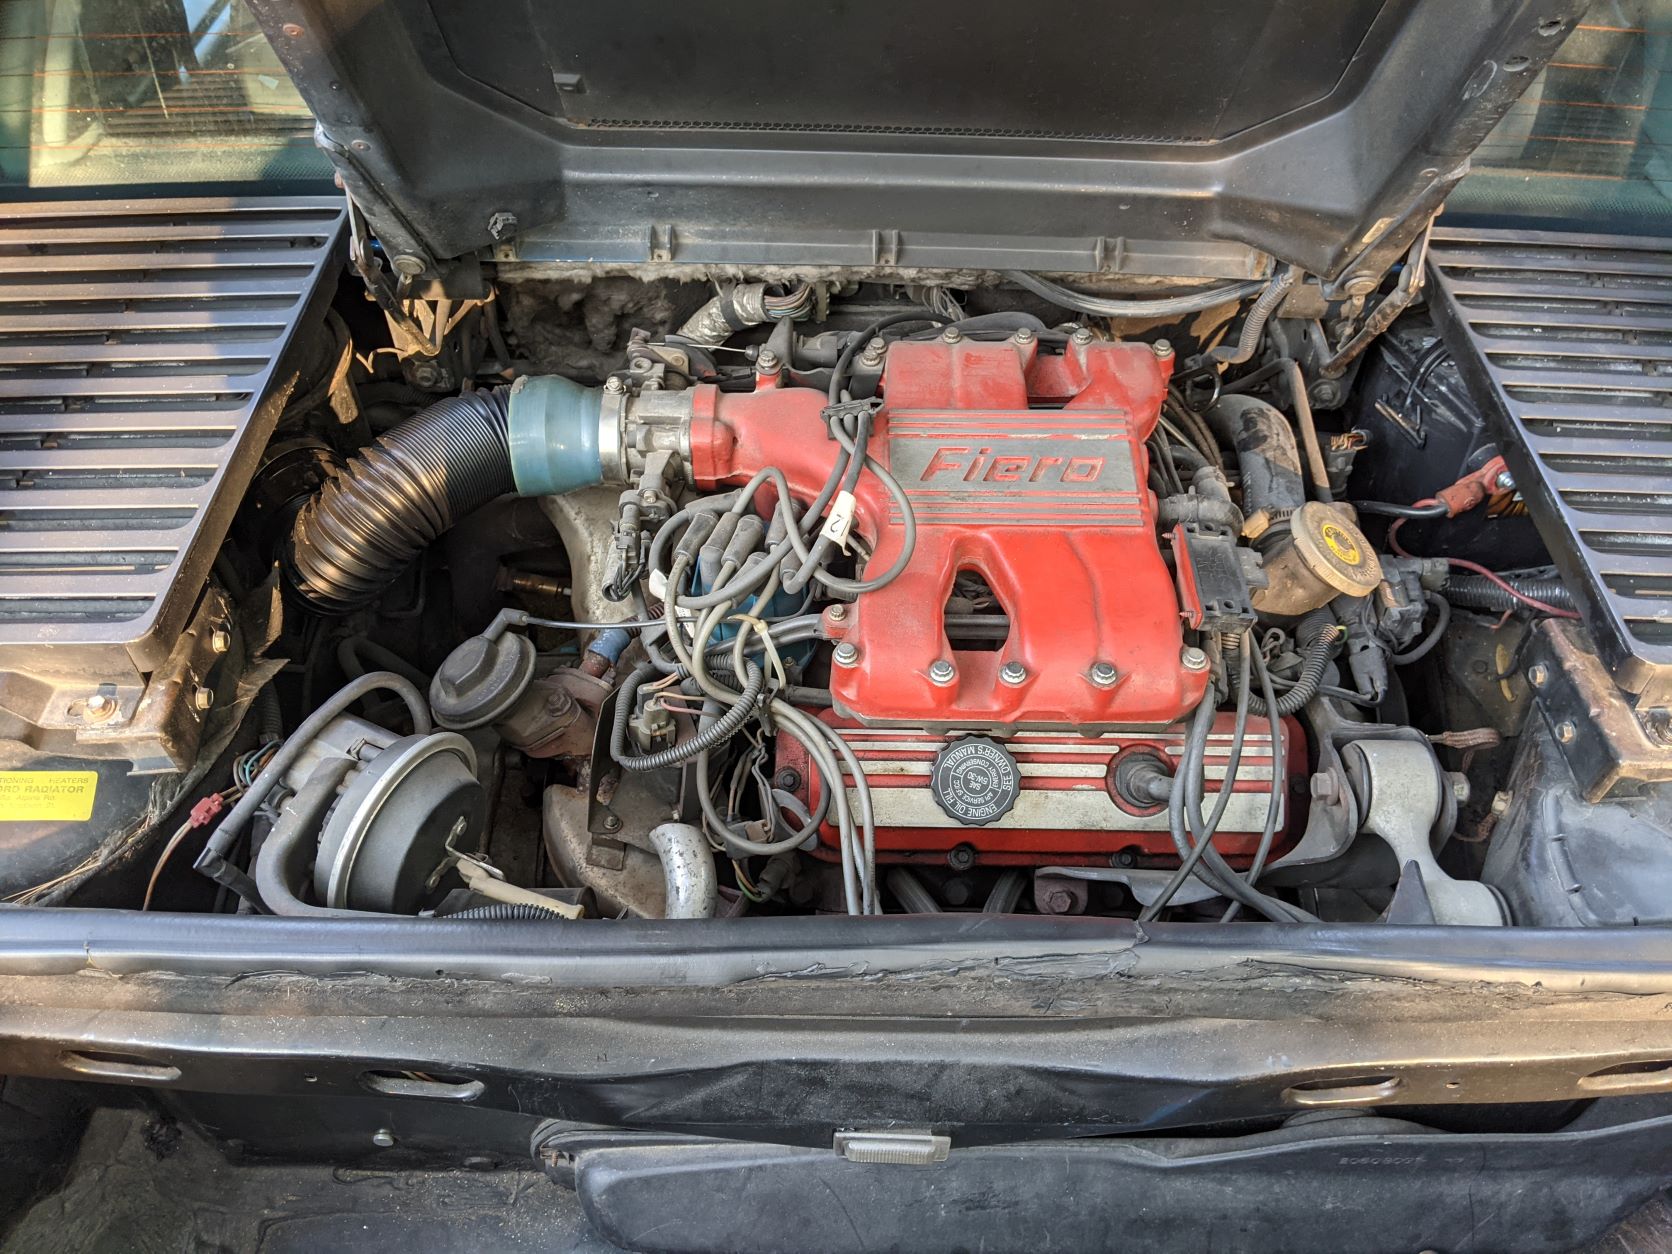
xmin=1253 ymin=501 xmax=1382 ymax=617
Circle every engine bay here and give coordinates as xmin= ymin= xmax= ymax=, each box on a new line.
xmin=7 ymin=218 xmax=1668 ymax=934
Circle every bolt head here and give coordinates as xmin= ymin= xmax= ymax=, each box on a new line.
xmin=928 ymin=659 xmax=956 ymax=685
xmin=1528 ymin=664 xmax=1549 ymax=688
xmin=1181 ymin=646 xmax=1209 ymax=672
xmin=999 ymin=661 xmax=1027 ymax=686
xmin=833 ymin=641 xmax=861 ymax=668
xmin=775 ymin=768 xmax=802 ymax=791
xmin=940 ymin=326 xmax=962 ymax=344
xmin=372 ymin=1128 xmax=396 ymax=1148
xmin=1151 ymin=339 xmax=1173 ymax=358
xmin=486 ymin=210 xmax=519 ymax=242
xmin=602 ymin=814 xmax=622 ymax=832
xmin=390 ymin=253 xmax=427 ymax=277
xmin=281 ymin=22 xmax=304 ymax=38
xmin=1012 ymin=327 xmax=1036 ymax=345
xmin=192 ymin=686 xmax=214 ymax=712
xmin=1344 ymin=275 xmax=1378 ymax=296
xmin=1449 ymin=772 xmax=1471 ymax=804
xmin=209 ymin=629 xmax=232 ymax=655
xmin=1089 ymin=662 xmax=1119 ymax=687
xmin=1043 ymin=890 xmax=1074 ymax=914
xmin=866 ymin=337 xmax=888 ymax=354
xmin=602 ymin=375 xmax=625 ymax=394
xmin=826 ymin=602 xmax=848 ymax=622
xmin=82 ymin=693 xmax=117 ymax=722
xmin=1071 ymin=327 xmax=1095 ymax=346
xmin=756 ymin=349 xmax=780 ymax=373
xmin=1556 ymin=720 xmax=1577 ymax=744
xmin=1495 ymin=471 xmax=1516 ymax=491
xmin=1310 ymin=772 xmax=1340 ymax=804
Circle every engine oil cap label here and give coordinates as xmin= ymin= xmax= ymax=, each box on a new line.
xmin=0 ymin=771 xmax=98 ymax=822
xmin=930 ymin=736 xmax=1020 ymax=826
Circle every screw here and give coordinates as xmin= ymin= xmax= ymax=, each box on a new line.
xmin=999 ymin=661 xmax=1028 ymax=686
xmin=833 ymin=641 xmax=861 ymax=668
xmin=1449 ymin=772 xmax=1471 ymax=804
xmin=1556 ymin=720 xmax=1577 ymax=744
xmin=1180 ymin=646 xmax=1209 ymax=672
xmin=775 ymin=768 xmax=802 ymax=791
xmin=1310 ymin=772 xmax=1340 ymax=804
xmin=1089 ymin=662 xmax=1119 ymax=687
xmin=372 ymin=1128 xmax=396 ymax=1148
xmin=928 ymin=659 xmax=956 ymax=685
xmin=192 ymin=686 xmax=214 ymax=712
xmin=1151 ymin=339 xmax=1173 ymax=358
xmin=1344 ymin=275 xmax=1378 ymax=297
xmin=390 ymin=253 xmax=427 ymax=277
xmin=349 ymin=139 xmax=370 ymax=153
xmin=1042 ymin=889 xmax=1074 ymax=914
xmin=1113 ymin=849 xmax=1137 ymax=868
xmin=1528 ymin=664 xmax=1549 ymax=688
xmin=639 ymin=489 xmax=659 ymax=505
xmin=1012 ymin=327 xmax=1035 ymax=345
xmin=411 ymin=361 xmax=441 ymax=389
xmin=1489 ymin=790 xmax=1513 ymax=817
xmin=601 ymin=814 xmax=622 ymax=832
xmin=1071 ymin=327 xmax=1095 ymax=346
xmin=1310 ymin=380 xmax=1341 ymax=407
xmin=602 ymin=375 xmax=625 ymax=394
xmin=281 ymin=22 xmax=304 ymax=37
xmin=1495 ymin=470 xmax=1516 ymax=491
xmin=826 ymin=602 xmax=848 ymax=623
xmin=486 ymin=210 xmax=519 ymax=242
xmin=756 ymin=349 xmax=781 ymax=374
xmin=82 ymin=693 xmax=117 ymax=722
xmin=940 ymin=326 xmax=963 ymax=344
xmin=209 ymin=629 xmax=231 ymax=655
xmin=946 ymin=844 xmax=976 ymax=871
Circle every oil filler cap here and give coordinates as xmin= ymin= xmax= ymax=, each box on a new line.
xmin=930 ymin=736 xmax=1020 ymax=826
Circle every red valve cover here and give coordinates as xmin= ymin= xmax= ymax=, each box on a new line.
xmin=690 ymin=337 xmax=1206 ymax=729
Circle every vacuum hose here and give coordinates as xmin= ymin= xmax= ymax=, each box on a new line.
xmin=286 ymin=389 xmax=514 ymax=613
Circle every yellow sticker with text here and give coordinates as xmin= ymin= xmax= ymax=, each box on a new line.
xmin=1319 ymin=522 xmax=1363 ymax=566
xmin=0 ymin=771 xmax=98 ymax=822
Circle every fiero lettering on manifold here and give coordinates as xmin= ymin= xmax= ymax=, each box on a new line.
xmin=919 ymin=446 xmax=1105 ymax=484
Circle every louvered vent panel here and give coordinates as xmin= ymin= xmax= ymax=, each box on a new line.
xmin=1428 ymin=227 xmax=1672 ymax=703
xmin=0 ymin=197 xmax=344 ymax=672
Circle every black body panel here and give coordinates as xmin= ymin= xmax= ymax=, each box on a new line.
xmin=243 ymin=0 xmax=1585 ymax=277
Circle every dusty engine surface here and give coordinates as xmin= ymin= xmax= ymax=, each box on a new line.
xmin=17 ymin=217 xmax=1665 ymax=935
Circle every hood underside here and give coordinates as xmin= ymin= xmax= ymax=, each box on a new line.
xmin=245 ymin=0 xmax=1583 ymax=282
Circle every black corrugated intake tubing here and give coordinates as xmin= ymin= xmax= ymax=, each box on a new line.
xmin=1203 ymin=394 xmax=1305 ymax=518
xmin=444 ymin=903 xmax=571 ymax=921
xmin=285 ymin=389 xmax=514 ymax=613
xmin=1445 ymin=569 xmax=1575 ymax=614
xmin=1246 ymin=609 xmax=1338 ymax=718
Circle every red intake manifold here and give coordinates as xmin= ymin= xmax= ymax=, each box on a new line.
xmin=689 ymin=337 xmax=1207 ymax=730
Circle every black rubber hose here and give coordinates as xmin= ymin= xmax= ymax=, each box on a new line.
xmin=1247 ymin=610 xmax=1339 ymax=718
xmin=610 ymin=659 xmax=765 ymax=771
xmin=1209 ymin=265 xmax=1298 ymax=366
xmin=444 ymin=903 xmax=570 ymax=921
xmin=1445 ymin=570 xmax=1575 ymax=614
xmin=286 ymin=389 xmax=513 ymax=613
xmin=1202 ymin=395 xmax=1306 ymax=518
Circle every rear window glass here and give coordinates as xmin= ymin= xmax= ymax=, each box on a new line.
xmin=1452 ymin=2 xmax=1672 ymax=230
xmin=0 ymin=0 xmax=331 ymax=189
